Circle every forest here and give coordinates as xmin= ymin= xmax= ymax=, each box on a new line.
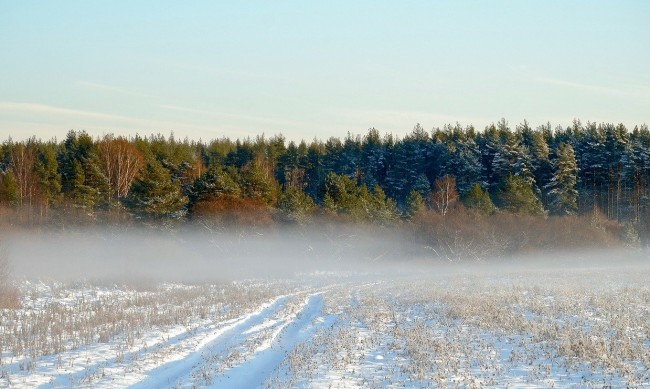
xmin=0 ymin=119 xmax=648 ymax=249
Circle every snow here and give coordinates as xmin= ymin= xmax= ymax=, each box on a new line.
xmin=1 ymin=267 xmax=649 ymax=388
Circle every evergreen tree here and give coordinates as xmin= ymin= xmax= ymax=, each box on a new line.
xmin=58 ymin=130 xmax=109 ymax=209
xmin=126 ymin=158 xmax=188 ymax=218
xmin=34 ymin=143 xmax=62 ymax=209
xmin=622 ymin=129 xmax=650 ymax=223
xmin=477 ymin=123 xmax=503 ymax=190
xmin=278 ymin=188 xmax=315 ymax=223
xmin=404 ymin=190 xmax=426 ymax=218
xmin=321 ymin=172 xmax=359 ymax=214
xmin=441 ymin=137 xmax=482 ymax=196
xmin=360 ymin=128 xmax=386 ymax=189
xmin=190 ymin=166 xmax=241 ymax=203
xmin=497 ymin=175 xmax=545 ymax=216
xmin=305 ymin=141 xmax=326 ymax=199
xmin=240 ymin=161 xmax=278 ymax=205
xmin=364 ymin=185 xmax=398 ymax=224
xmin=545 ymin=143 xmax=579 ymax=215
xmin=463 ymin=183 xmax=495 ymax=215
xmin=0 ymin=170 xmax=20 ymax=207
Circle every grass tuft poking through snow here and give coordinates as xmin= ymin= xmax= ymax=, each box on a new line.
xmin=1 ymin=267 xmax=649 ymax=388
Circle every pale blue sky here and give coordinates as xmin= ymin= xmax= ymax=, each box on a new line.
xmin=1 ymin=1 xmax=648 ymax=141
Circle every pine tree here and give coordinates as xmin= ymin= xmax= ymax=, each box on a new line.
xmin=463 ymin=183 xmax=495 ymax=215
xmin=34 ymin=142 xmax=62 ymax=210
xmin=366 ymin=185 xmax=398 ymax=223
xmin=239 ymin=161 xmax=278 ymax=205
xmin=545 ymin=142 xmax=579 ymax=215
xmin=278 ymin=188 xmax=315 ymax=223
xmin=360 ymin=128 xmax=386 ymax=189
xmin=322 ymin=172 xmax=359 ymax=214
xmin=622 ymin=129 xmax=650 ymax=223
xmin=441 ymin=137 xmax=482 ymax=196
xmin=58 ymin=130 xmax=109 ymax=209
xmin=498 ymin=175 xmax=545 ymax=216
xmin=126 ymin=158 xmax=188 ymax=218
xmin=0 ymin=170 xmax=20 ymax=207
xmin=190 ymin=166 xmax=241 ymax=203
xmin=404 ymin=190 xmax=426 ymax=218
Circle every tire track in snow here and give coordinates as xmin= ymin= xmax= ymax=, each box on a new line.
xmin=208 ymin=292 xmax=328 ymax=388
xmin=128 ymin=294 xmax=293 ymax=389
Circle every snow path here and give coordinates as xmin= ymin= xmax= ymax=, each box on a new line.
xmin=128 ymin=293 xmax=295 ymax=389
xmin=208 ymin=293 xmax=327 ymax=388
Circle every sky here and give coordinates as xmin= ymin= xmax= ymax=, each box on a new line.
xmin=1 ymin=1 xmax=649 ymax=142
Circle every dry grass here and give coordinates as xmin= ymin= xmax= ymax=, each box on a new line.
xmin=0 ymin=245 xmax=20 ymax=310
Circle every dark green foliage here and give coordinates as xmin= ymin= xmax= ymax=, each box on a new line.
xmin=278 ymin=188 xmax=315 ymax=223
xmin=363 ymin=185 xmax=398 ymax=224
xmin=546 ymin=143 xmax=579 ymax=215
xmin=404 ymin=190 xmax=426 ymax=218
xmin=0 ymin=170 xmax=20 ymax=207
xmin=190 ymin=166 xmax=241 ymax=203
xmin=57 ymin=130 xmax=109 ymax=209
xmin=2 ymin=120 xmax=650 ymax=228
xmin=240 ymin=161 xmax=278 ymax=205
xmin=126 ymin=158 xmax=188 ymax=218
xmin=497 ymin=175 xmax=545 ymax=216
xmin=34 ymin=143 xmax=62 ymax=206
xmin=322 ymin=172 xmax=397 ymax=222
xmin=463 ymin=184 xmax=495 ymax=215
xmin=322 ymin=172 xmax=360 ymax=214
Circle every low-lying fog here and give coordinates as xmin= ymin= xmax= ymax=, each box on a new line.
xmin=4 ymin=225 xmax=649 ymax=283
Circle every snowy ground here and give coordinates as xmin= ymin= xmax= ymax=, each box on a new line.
xmin=1 ymin=267 xmax=649 ymax=388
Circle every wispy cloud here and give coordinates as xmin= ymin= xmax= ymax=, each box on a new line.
xmin=536 ymin=77 xmax=635 ymax=97
xmin=160 ymin=104 xmax=314 ymax=129
xmin=0 ymin=102 xmax=143 ymax=122
xmin=0 ymin=101 xmax=228 ymax=137
xmin=76 ymin=81 xmax=155 ymax=99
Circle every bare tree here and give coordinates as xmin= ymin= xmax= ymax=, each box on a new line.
xmin=430 ymin=175 xmax=459 ymax=216
xmin=9 ymin=140 xmax=38 ymax=208
xmin=97 ymin=135 xmax=145 ymax=200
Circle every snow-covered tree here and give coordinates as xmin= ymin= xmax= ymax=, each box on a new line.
xmin=545 ymin=142 xmax=579 ymax=215
xmin=441 ymin=137 xmax=482 ymax=196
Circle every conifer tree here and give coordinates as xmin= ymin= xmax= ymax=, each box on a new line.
xmin=463 ymin=184 xmax=495 ymax=215
xmin=278 ymin=188 xmax=315 ymax=223
xmin=498 ymin=175 xmax=545 ymax=216
xmin=34 ymin=143 xmax=62 ymax=210
xmin=239 ymin=161 xmax=278 ymax=205
xmin=0 ymin=170 xmax=20 ymax=207
xmin=190 ymin=166 xmax=241 ymax=203
xmin=404 ymin=190 xmax=426 ymax=218
xmin=126 ymin=158 xmax=188 ymax=218
xmin=545 ymin=142 xmax=579 ymax=215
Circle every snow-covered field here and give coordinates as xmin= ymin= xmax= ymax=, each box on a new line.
xmin=1 ymin=266 xmax=649 ymax=388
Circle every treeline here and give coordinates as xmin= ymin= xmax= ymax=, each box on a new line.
xmin=0 ymin=119 xmax=648 ymax=241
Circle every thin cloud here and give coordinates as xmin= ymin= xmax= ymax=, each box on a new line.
xmin=332 ymin=108 xmax=490 ymax=132
xmin=0 ymin=102 xmax=142 ymax=122
xmin=76 ymin=81 xmax=156 ymax=99
xmin=536 ymin=77 xmax=637 ymax=98
xmin=168 ymin=61 xmax=296 ymax=83
xmin=0 ymin=102 xmax=217 ymax=134
xmin=160 ymin=104 xmax=315 ymax=129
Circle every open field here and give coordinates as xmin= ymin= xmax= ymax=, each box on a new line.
xmin=1 ymin=263 xmax=649 ymax=388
